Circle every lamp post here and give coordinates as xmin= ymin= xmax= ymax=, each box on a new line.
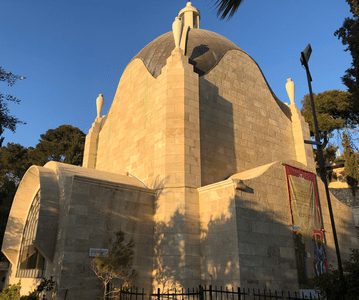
xmin=300 ymin=44 xmax=345 ymax=285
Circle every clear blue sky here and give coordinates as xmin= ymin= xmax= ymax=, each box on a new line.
xmin=1 ymin=0 xmax=352 ymax=149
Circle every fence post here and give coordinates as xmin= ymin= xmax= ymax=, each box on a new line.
xmin=158 ymin=288 xmax=161 ymax=300
xmin=199 ymin=285 xmax=203 ymax=300
xmin=209 ymin=285 xmax=212 ymax=300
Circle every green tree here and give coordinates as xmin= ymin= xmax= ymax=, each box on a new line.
xmin=346 ymin=0 xmax=359 ymax=16
xmin=300 ymin=90 xmax=358 ymax=163
xmin=313 ymin=249 xmax=359 ymax=300
xmin=31 ymin=125 xmax=85 ymax=166
xmin=20 ymin=277 xmax=55 ymax=300
xmin=323 ymin=144 xmax=339 ymax=163
xmin=0 ymin=143 xmax=32 ymax=184
xmin=335 ymin=1 xmax=359 ymax=107
xmin=342 ymin=133 xmax=359 ymax=197
xmin=91 ymin=231 xmax=137 ymax=300
xmin=0 ymin=67 xmax=25 ymax=147
xmin=0 ymin=281 xmax=21 ymax=300
xmin=0 ymin=125 xmax=85 ymax=201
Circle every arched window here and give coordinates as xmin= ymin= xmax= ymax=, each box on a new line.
xmin=16 ymin=190 xmax=45 ymax=278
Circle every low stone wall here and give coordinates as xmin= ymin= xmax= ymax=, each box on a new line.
xmin=328 ymin=169 xmax=359 ymax=238
xmin=328 ymin=165 xmax=358 ymax=207
xmin=329 ymin=186 xmax=357 ymax=207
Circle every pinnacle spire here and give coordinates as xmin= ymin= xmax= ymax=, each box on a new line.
xmin=178 ymin=1 xmax=200 ymax=29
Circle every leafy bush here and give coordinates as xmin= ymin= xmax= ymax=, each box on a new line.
xmin=313 ymin=249 xmax=359 ymax=299
xmin=0 ymin=277 xmax=54 ymax=300
xmin=0 ymin=281 xmax=21 ymax=300
xmin=20 ymin=277 xmax=54 ymax=300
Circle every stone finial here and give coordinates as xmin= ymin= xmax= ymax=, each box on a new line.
xmin=178 ymin=1 xmax=200 ymax=29
xmin=172 ymin=17 xmax=182 ymax=49
xmin=96 ymin=94 xmax=104 ymax=119
xmin=285 ymin=78 xmax=295 ymax=105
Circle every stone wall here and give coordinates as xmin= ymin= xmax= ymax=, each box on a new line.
xmin=92 ymin=49 xmax=204 ymax=290
xmin=199 ymin=161 xmax=299 ymax=292
xmin=328 ymin=165 xmax=359 ymax=238
xmin=91 ymin=49 xmax=304 ymax=189
xmin=3 ymin=162 xmax=155 ymax=300
xmin=94 ymin=58 xmax=159 ymax=186
xmin=51 ymin=169 xmax=155 ymax=300
xmin=199 ymin=50 xmax=297 ymax=186
xmin=329 ymin=187 xmax=358 ymax=207
xmin=199 ymin=160 xmax=359 ymax=292
xmin=328 ymin=166 xmax=358 ymax=207
xmin=198 ymin=180 xmax=241 ymax=288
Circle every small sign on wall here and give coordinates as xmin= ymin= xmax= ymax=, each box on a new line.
xmin=89 ymin=248 xmax=108 ymax=257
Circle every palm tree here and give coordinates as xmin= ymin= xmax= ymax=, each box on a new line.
xmin=214 ymin=0 xmax=245 ymax=20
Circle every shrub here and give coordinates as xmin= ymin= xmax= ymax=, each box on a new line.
xmin=313 ymin=249 xmax=359 ymax=299
xmin=0 ymin=281 xmax=21 ymax=300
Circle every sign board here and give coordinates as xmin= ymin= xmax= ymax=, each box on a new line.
xmin=89 ymin=248 xmax=108 ymax=258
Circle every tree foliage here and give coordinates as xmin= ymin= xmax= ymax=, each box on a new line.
xmin=31 ymin=125 xmax=85 ymax=166
xmin=342 ymin=133 xmax=359 ymax=196
xmin=322 ymin=144 xmax=339 ymax=164
xmin=91 ymin=231 xmax=137 ymax=299
xmin=313 ymin=249 xmax=359 ymax=300
xmin=0 ymin=143 xmax=32 ymax=184
xmin=213 ymin=0 xmax=244 ymax=20
xmin=300 ymin=90 xmax=358 ymax=164
xmin=301 ymin=90 xmax=357 ymax=148
xmin=20 ymin=277 xmax=55 ymax=300
xmin=0 ymin=67 xmax=24 ymax=147
xmin=0 ymin=281 xmax=21 ymax=300
xmin=0 ymin=278 xmax=54 ymax=300
xmin=335 ymin=1 xmax=359 ymax=107
xmin=346 ymin=0 xmax=359 ymax=16
xmin=0 ymin=125 xmax=85 ymax=180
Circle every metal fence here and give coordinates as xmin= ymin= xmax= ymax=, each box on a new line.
xmin=108 ymin=285 xmax=322 ymax=300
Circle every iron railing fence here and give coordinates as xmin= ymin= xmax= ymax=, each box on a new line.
xmin=108 ymin=285 xmax=322 ymax=300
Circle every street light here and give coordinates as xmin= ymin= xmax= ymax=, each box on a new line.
xmin=300 ymin=44 xmax=345 ymax=286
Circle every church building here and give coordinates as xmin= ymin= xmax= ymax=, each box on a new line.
xmin=2 ymin=3 xmax=358 ymax=299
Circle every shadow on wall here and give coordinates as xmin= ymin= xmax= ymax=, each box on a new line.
xmin=151 ymin=176 xmax=169 ymax=200
xmin=199 ymin=79 xmax=237 ymax=186
xmin=2 ymin=216 xmax=23 ymax=265
xmin=189 ymin=44 xmax=209 ymax=76
xmin=153 ymin=210 xmax=185 ymax=291
xmin=149 ymin=180 xmax=358 ymax=293
xmin=150 ymin=175 xmax=182 ymax=291
xmin=201 ymin=196 xmax=300 ymax=292
xmin=1 ymin=216 xmax=23 ymax=288
xmin=321 ymin=204 xmax=358 ymax=264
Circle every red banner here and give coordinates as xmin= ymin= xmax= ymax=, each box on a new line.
xmin=285 ymin=165 xmax=327 ymax=288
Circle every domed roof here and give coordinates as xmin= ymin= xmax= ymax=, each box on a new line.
xmin=132 ymin=28 xmax=241 ymax=78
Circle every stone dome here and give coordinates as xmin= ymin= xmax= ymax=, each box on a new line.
xmin=132 ymin=28 xmax=243 ymax=78
xmin=130 ymin=1 xmax=291 ymax=119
